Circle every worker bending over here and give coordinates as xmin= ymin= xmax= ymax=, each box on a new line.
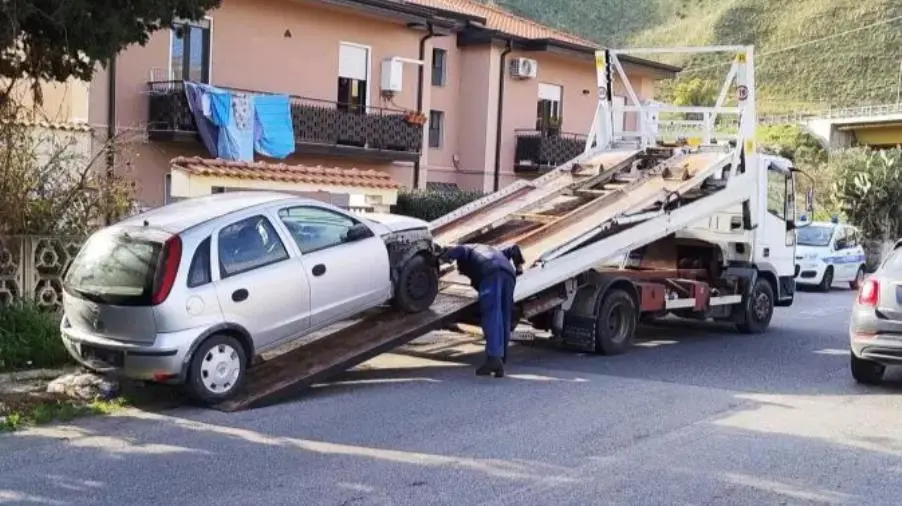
xmin=439 ymin=244 xmax=524 ymax=377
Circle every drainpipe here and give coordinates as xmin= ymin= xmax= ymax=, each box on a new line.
xmin=492 ymin=39 xmax=513 ymax=192
xmin=105 ymin=55 xmax=117 ymax=225
xmin=413 ymin=23 xmax=435 ymax=189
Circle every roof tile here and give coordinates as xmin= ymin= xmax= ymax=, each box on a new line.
xmin=406 ymin=0 xmax=598 ymax=48
xmin=170 ymin=157 xmax=400 ymax=190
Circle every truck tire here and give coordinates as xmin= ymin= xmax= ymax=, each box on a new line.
xmin=186 ymin=334 xmax=248 ymax=406
xmin=593 ymin=288 xmax=637 ymax=355
xmin=393 ymin=253 xmax=439 ymax=313
xmin=817 ymin=266 xmax=833 ymax=292
xmin=850 ymin=354 xmax=884 ymax=385
xmin=736 ymin=277 xmax=774 ymax=334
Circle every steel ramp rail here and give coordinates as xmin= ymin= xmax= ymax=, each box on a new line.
xmin=513 ymin=169 xmax=758 ymax=302
xmin=431 ymin=148 xmax=642 ymax=245
xmin=213 ymin=292 xmax=476 ymax=412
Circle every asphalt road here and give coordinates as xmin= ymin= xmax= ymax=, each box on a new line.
xmin=4 ymin=285 xmax=902 ymax=505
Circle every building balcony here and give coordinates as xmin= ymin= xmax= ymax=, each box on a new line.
xmin=514 ymin=129 xmax=588 ymax=172
xmin=146 ymin=81 xmax=423 ymax=162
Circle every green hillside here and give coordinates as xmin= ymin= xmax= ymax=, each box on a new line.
xmin=488 ymin=0 xmax=902 ymax=114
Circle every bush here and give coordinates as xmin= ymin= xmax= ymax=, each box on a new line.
xmin=0 ymin=301 xmax=68 ymax=372
xmin=392 ymin=188 xmax=485 ymax=222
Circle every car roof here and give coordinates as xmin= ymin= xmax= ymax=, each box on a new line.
xmin=116 ymin=191 xmax=304 ymax=233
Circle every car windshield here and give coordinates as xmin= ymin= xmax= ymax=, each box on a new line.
xmin=797 ymin=225 xmax=834 ymax=247
xmin=64 ymin=231 xmax=162 ymax=304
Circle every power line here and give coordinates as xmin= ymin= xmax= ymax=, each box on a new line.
xmin=681 ymin=14 xmax=902 ymax=73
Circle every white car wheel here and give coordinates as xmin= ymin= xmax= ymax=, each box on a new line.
xmin=201 ymin=343 xmax=242 ymax=394
xmin=187 ymin=334 xmax=248 ymax=405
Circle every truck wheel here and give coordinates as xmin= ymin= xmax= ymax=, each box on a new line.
xmin=849 ymin=266 xmax=865 ymax=290
xmin=393 ymin=253 xmax=439 ymax=313
xmin=593 ymin=288 xmax=637 ymax=355
xmin=817 ymin=266 xmax=833 ymax=292
xmin=736 ymin=277 xmax=774 ymax=334
xmin=850 ymin=354 xmax=885 ymax=385
xmin=186 ymin=334 xmax=247 ymax=405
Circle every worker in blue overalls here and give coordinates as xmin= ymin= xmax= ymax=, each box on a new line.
xmin=439 ymin=243 xmax=524 ymax=378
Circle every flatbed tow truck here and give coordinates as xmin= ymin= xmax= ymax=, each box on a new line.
xmin=214 ymin=46 xmax=801 ymax=412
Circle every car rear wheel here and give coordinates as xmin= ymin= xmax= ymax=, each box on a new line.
xmin=850 ymin=353 xmax=885 ymax=385
xmin=849 ymin=266 xmax=865 ymax=290
xmin=393 ymin=253 xmax=439 ymax=313
xmin=186 ymin=334 xmax=247 ymax=405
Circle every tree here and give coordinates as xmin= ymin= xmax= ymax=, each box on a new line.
xmin=0 ymin=0 xmax=221 ymax=105
xmin=829 ymin=147 xmax=902 ymax=268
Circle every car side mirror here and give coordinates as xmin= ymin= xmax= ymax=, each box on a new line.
xmin=834 ymin=240 xmax=846 ymax=250
xmin=344 ymin=223 xmax=374 ymax=242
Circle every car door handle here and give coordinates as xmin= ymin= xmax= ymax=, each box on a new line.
xmin=312 ymin=264 xmax=326 ymax=277
xmin=232 ymin=289 xmax=249 ymax=302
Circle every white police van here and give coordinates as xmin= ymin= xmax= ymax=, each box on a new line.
xmin=794 ymin=216 xmax=867 ymax=292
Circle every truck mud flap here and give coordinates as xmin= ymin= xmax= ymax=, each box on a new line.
xmin=213 ymin=293 xmax=476 ymax=412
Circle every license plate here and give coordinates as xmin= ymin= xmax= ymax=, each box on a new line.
xmin=81 ymin=345 xmax=124 ymax=367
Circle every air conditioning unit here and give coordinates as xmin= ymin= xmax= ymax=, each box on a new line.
xmin=509 ymin=57 xmax=538 ymax=79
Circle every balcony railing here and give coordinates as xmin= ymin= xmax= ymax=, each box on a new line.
xmin=146 ymin=81 xmax=423 ymax=160
xmin=514 ymin=129 xmax=588 ymax=172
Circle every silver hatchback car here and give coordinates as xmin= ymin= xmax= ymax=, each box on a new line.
xmin=849 ymin=239 xmax=902 ymax=384
xmin=59 ymin=192 xmax=440 ymax=404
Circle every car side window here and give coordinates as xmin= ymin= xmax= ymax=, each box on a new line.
xmin=187 ymin=236 xmax=212 ymax=287
xmin=218 ymin=215 xmax=289 ymax=278
xmin=278 ymin=206 xmax=359 ymax=254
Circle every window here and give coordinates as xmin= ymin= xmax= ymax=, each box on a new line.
xmin=218 ymin=216 xmax=289 ymax=278
xmin=187 ymin=237 xmax=212 ymax=287
xmin=536 ymin=83 xmax=563 ymax=132
xmin=337 ymin=43 xmax=369 ymax=113
xmin=797 ymin=225 xmax=835 ymax=247
xmin=881 ymin=246 xmax=902 ymax=273
xmin=766 ymin=169 xmax=789 ymax=221
xmin=64 ymin=231 xmax=163 ymax=306
xmin=431 ymin=48 xmax=447 ymax=86
xmin=428 ymin=110 xmax=444 ymax=149
xmin=278 ymin=206 xmax=358 ymax=254
xmin=170 ymin=18 xmax=211 ymax=83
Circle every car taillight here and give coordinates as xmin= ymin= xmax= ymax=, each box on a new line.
xmin=152 ymin=235 xmax=182 ymax=305
xmin=857 ymin=278 xmax=879 ymax=307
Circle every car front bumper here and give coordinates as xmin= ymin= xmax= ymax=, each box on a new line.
xmin=60 ymin=321 xmax=205 ymax=384
xmin=795 ymin=260 xmax=828 ymax=285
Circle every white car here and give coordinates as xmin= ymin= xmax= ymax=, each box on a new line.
xmin=59 ymin=192 xmax=441 ymax=404
xmin=795 ymin=219 xmax=866 ymax=291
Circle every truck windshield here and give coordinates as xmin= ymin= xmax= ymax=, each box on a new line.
xmin=796 ymin=224 xmax=834 ymax=247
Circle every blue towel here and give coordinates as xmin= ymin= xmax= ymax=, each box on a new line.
xmin=207 ymin=90 xmax=232 ymax=127
xmin=216 ymin=93 xmax=256 ymax=162
xmin=253 ymin=94 xmax=296 ymax=159
xmin=182 ymin=82 xmax=220 ymax=157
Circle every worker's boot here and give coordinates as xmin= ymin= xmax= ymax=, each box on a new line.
xmin=476 ymin=357 xmax=504 ymax=378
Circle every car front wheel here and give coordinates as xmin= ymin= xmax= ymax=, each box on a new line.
xmin=393 ymin=253 xmax=439 ymax=313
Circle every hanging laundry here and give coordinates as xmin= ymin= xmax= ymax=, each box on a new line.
xmin=253 ymin=94 xmax=296 ymax=159
xmin=216 ymin=93 xmax=256 ymax=162
xmin=182 ymin=82 xmax=220 ymax=157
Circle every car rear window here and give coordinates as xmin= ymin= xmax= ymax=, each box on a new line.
xmin=64 ymin=231 xmax=163 ymax=305
xmin=881 ymin=248 xmax=902 ymax=274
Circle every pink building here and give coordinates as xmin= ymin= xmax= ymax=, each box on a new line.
xmin=88 ymin=0 xmax=679 ymax=209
